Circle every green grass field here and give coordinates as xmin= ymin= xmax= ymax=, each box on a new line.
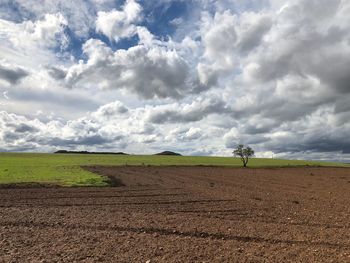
xmin=0 ymin=153 xmax=348 ymax=187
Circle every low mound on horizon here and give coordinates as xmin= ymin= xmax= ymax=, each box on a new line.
xmin=54 ymin=150 xmax=128 ymax=155
xmin=154 ymin=151 xmax=182 ymax=156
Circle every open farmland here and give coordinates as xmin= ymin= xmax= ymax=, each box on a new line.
xmin=0 ymin=153 xmax=348 ymax=186
xmin=0 ymin=165 xmax=350 ymax=262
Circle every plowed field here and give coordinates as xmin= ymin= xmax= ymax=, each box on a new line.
xmin=1 ymin=166 xmax=349 ymax=262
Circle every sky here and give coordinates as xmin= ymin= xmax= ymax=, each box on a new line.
xmin=0 ymin=0 xmax=350 ymax=161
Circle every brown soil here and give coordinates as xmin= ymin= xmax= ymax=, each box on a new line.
xmin=0 ymin=166 xmax=349 ymax=263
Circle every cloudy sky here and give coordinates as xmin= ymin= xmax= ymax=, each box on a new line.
xmin=0 ymin=0 xmax=349 ymax=161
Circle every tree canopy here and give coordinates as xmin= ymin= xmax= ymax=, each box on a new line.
xmin=233 ymin=144 xmax=254 ymax=167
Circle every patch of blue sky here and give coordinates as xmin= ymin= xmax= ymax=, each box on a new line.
xmin=64 ymin=31 xmax=140 ymax=61
xmin=59 ymin=27 xmax=85 ymax=60
xmin=140 ymin=0 xmax=192 ymax=38
xmin=13 ymin=0 xmax=197 ymax=61
xmin=64 ymin=0 xmax=193 ymax=60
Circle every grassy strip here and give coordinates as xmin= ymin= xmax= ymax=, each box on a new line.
xmin=0 ymin=153 xmax=348 ymax=187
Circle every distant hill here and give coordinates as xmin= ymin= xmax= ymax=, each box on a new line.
xmin=155 ymin=151 xmax=182 ymax=156
xmin=54 ymin=150 xmax=128 ymax=155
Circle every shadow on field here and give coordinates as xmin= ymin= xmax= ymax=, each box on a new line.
xmin=104 ymin=174 xmax=125 ymax=187
xmin=0 ymin=198 xmax=237 ymax=208
xmin=82 ymin=166 xmax=126 ymax=187
xmin=1 ymin=220 xmax=348 ymax=249
xmin=0 ymin=182 xmax=60 ymax=189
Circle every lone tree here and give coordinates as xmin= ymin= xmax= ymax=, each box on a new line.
xmin=233 ymin=144 xmax=254 ymax=167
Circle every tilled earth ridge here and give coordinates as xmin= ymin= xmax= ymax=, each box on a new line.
xmin=0 ymin=166 xmax=349 ymax=262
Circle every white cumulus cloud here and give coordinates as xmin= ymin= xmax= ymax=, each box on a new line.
xmin=96 ymin=0 xmax=142 ymax=42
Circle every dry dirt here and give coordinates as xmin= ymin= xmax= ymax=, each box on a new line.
xmin=0 ymin=166 xmax=350 ymax=263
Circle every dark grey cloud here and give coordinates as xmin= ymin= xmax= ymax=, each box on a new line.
xmin=46 ymin=135 xmax=118 ymax=147
xmin=311 ymin=55 xmax=350 ymax=94
xmin=64 ymin=38 xmax=209 ymax=100
xmin=47 ymin=66 xmax=67 ymax=80
xmin=236 ymin=15 xmax=272 ymax=54
xmin=0 ymin=63 xmax=29 ymax=84
xmin=224 ymin=129 xmax=269 ymax=149
xmin=94 ymin=101 xmax=129 ymax=118
xmin=2 ymin=131 xmax=22 ymax=141
xmin=137 ymin=123 xmax=155 ymax=135
xmin=148 ymin=97 xmax=232 ymax=124
xmin=243 ymin=124 xmax=275 ymax=135
xmin=334 ymin=97 xmax=350 ymax=114
xmin=141 ymin=137 xmax=157 ymax=144
xmin=267 ymin=136 xmax=350 ymax=155
xmin=14 ymin=123 xmax=39 ymax=133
